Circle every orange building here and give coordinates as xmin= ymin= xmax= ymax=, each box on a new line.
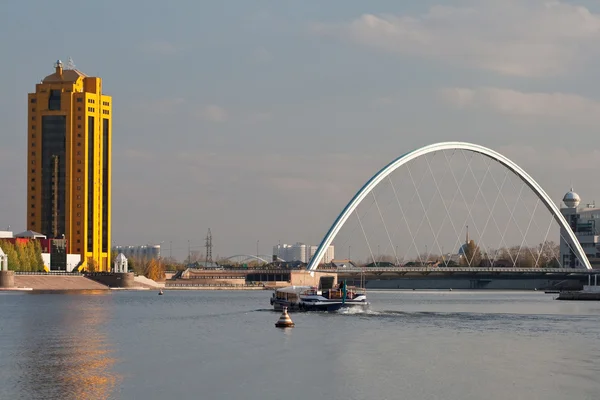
xmin=27 ymin=60 xmax=112 ymax=271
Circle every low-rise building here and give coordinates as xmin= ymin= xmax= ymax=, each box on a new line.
xmin=560 ymin=189 xmax=600 ymax=268
xmin=273 ymin=242 xmax=335 ymax=264
xmin=112 ymin=244 xmax=161 ymax=260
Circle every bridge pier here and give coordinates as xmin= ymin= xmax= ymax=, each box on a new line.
xmin=86 ymin=272 xmax=135 ymax=288
xmin=0 ymin=271 xmax=15 ymax=288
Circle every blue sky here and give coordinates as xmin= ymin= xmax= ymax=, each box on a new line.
xmin=1 ymin=0 xmax=600 ymax=260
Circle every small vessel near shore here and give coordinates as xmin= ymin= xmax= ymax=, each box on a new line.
xmin=270 ymin=281 xmax=368 ymax=312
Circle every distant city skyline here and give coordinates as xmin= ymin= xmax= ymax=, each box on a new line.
xmin=2 ymin=0 xmax=600 ymax=260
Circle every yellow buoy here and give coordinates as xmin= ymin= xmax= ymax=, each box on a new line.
xmin=275 ymin=307 xmax=295 ymax=328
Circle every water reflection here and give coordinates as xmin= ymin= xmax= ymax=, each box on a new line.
xmin=16 ymin=293 xmax=119 ymax=400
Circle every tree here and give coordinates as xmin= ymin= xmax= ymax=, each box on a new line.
xmin=537 ymin=241 xmax=560 ymax=267
xmin=26 ymin=241 xmax=43 ymax=271
xmin=145 ymin=259 xmax=165 ymax=281
xmin=461 ymin=240 xmax=482 ymax=267
xmin=87 ymin=257 xmax=98 ymax=272
xmin=32 ymin=240 xmax=45 ymax=271
xmin=0 ymin=240 xmax=19 ymax=271
xmin=16 ymin=242 xmax=31 ymax=271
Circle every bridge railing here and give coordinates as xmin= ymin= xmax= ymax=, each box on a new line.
xmin=14 ymin=271 xmax=83 ymax=276
xmin=332 ymin=267 xmax=597 ymax=274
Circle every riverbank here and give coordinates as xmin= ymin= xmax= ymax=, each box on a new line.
xmin=4 ymin=275 xmax=110 ymax=291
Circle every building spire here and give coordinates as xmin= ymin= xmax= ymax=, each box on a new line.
xmin=466 ymin=225 xmax=469 ymax=244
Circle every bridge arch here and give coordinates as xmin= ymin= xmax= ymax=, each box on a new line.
xmin=307 ymin=141 xmax=591 ymax=270
xmin=223 ymin=255 xmax=282 ymax=264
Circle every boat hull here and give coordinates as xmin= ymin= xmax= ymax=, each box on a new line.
xmin=299 ymin=301 xmax=369 ymax=312
xmin=271 ymin=297 xmax=369 ymax=312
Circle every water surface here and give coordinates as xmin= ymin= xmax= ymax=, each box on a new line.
xmin=0 ymin=290 xmax=598 ymax=400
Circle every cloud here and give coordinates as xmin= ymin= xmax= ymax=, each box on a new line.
xmin=439 ymin=87 xmax=600 ymax=124
xmin=314 ymin=1 xmax=600 ymax=77
xmin=246 ymin=111 xmax=273 ymax=124
xmin=139 ymin=40 xmax=180 ymax=56
xmin=198 ymin=105 xmax=228 ymax=122
xmin=133 ymin=97 xmax=185 ymax=115
xmin=497 ymin=144 xmax=600 ymax=174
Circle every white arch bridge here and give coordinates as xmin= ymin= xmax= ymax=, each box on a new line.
xmin=307 ymin=142 xmax=592 ymax=271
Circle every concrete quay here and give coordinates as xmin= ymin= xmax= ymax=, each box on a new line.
xmin=557 ymin=285 xmax=600 ymax=300
xmin=4 ymin=275 xmax=109 ymax=291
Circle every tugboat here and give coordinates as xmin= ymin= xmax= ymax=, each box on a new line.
xmin=270 ymin=280 xmax=368 ymax=312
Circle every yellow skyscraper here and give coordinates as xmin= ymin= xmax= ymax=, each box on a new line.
xmin=27 ymin=60 xmax=112 ymax=271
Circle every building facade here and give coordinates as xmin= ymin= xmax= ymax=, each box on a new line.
xmin=113 ymin=245 xmax=161 ymax=260
xmin=273 ymin=243 xmax=335 ymax=264
xmin=560 ymin=190 xmax=600 ymax=268
xmin=27 ymin=60 xmax=112 ymax=271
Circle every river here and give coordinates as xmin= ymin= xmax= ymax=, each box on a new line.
xmin=0 ymin=290 xmax=598 ymax=399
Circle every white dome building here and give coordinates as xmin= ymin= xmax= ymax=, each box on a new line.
xmin=563 ymin=189 xmax=581 ymax=209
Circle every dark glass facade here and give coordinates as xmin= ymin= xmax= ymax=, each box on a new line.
xmin=48 ymin=89 xmax=61 ymax=111
xmin=41 ymin=116 xmax=66 ymax=238
xmin=102 ymin=118 xmax=109 ymax=253
xmin=87 ymin=116 xmax=95 ymax=253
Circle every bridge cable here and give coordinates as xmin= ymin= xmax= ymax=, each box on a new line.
xmin=460 ymin=151 xmax=498 ymax=265
xmin=476 ymin=163 xmax=511 ymax=266
xmin=355 ymin=208 xmax=377 ymax=268
xmin=387 ymin=175 xmax=421 ymax=265
xmin=371 ymin=191 xmax=400 ymax=266
xmin=426 ymin=150 xmax=465 ymax=266
xmin=406 ymin=157 xmax=446 ymax=264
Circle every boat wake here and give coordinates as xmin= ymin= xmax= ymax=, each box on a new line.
xmin=335 ymin=307 xmax=381 ymax=316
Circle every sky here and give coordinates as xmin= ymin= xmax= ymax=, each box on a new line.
xmin=1 ymin=0 xmax=600 ymax=261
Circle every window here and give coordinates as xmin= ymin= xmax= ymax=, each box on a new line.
xmin=31 ymin=151 xmax=35 ymax=156
xmin=31 ymin=222 xmax=35 ymax=226
xmin=31 ymin=108 xmax=36 ymax=112
xmin=77 ymin=133 xmax=81 ymax=137
xmin=77 ymin=142 xmax=81 ymax=146
xmin=77 ymin=98 xmax=83 ymax=103
xmin=31 ymin=169 xmax=35 ymax=173
xmin=48 ymin=89 xmax=61 ymax=110
xmin=32 ymin=143 xmax=36 ymax=147
xmin=77 ymin=116 xmax=82 ymax=120
xmin=31 ymin=116 xmax=36 ymax=121
xmin=32 ymin=126 xmax=36 ymax=130
xmin=31 ymin=204 xmax=35 ymax=208
xmin=30 ymin=213 xmax=34 ymax=217
xmin=77 ymin=124 xmax=81 ymax=128
xmin=30 ymin=98 xmax=37 ymax=104
xmin=78 ymin=107 xmax=82 ymax=111
xmin=31 ymin=160 xmax=35 ymax=164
